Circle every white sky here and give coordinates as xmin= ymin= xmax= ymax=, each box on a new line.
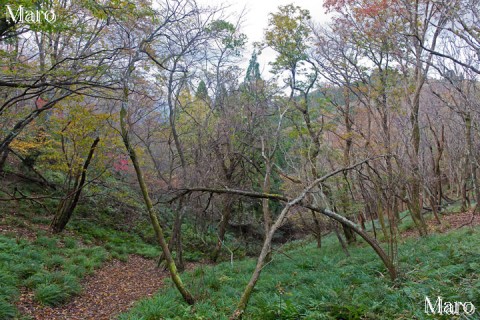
xmin=197 ymin=0 xmax=331 ymax=77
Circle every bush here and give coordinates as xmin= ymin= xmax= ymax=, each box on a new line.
xmin=0 ymin=270 xmax=18 ymax=298
xmin=35 ymin=283 xmax=68 ymax=306
xmin=34 ymin=236 xmax=58 ymax=249
xmin=63 ymin=237 xmax=77 ymax=249
xmin=64 ymin=264 xmax=87 ymax=278
xmin=12 ymin=261 xmax=42 ymax=279
xmin=25 ymin=272 xmax=52 ymax=289
xmin=0 ymin=299 xmax=16 ymax=319
xmin=45 ymin=254 xmax=66 ymax=270
xmin=61 ymin=274 xmax=82 ymax=296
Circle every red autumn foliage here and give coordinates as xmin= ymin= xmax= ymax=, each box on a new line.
xmin=113 ymin=156 xmax=130 ymax=172
xmin=35 ymin=97 xmax=48 ymax=109
xmin=324 ymin=0 xmax=399 ymax=18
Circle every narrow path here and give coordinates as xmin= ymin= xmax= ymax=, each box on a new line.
xmin=17 ymin=255 xmax=169 ymax=320
xmin=10 ymin=211 xmax=480 ymax=319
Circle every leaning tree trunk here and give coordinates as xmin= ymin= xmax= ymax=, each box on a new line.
xmin=230 ymin=201 xmax=397 ymax=320
xmin=229 ymin=159 xmax=397 ymax=319
xmin=230 ymin=202 xmax=296 ymax=320
xmin=334 ymin=222 xmax=350 ymax=257
xmin=0 ymin=96 xmax=68 ymax=156
xmin=120 ymin=106 xmax=194 ymax=305
xmin=51 ymin=137 xmax=100 ymax=233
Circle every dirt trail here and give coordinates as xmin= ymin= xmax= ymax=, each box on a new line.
xmin=16 ymin=255 xmax=170 ymax=320
xmin=9 ymin=211 xmax=480 ymax=319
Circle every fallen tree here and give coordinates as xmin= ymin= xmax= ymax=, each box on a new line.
xmin=165 ymin=156 xmax=397 ymax=319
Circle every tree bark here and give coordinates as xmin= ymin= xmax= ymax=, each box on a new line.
xmin=158 ymin=205 xmax=185 ymax=271
xmin=341 ymin=86 xmax=357 ymax=243
xmin=334 ymin=223 xmax=349 ymax=256
xmin=311 ymin=210 xmax=322 ymax=248
xmin=0 ymin=148 xmax=9 ymax=172
xmin=51 ymin=137 xmax=100 ymax=233
xmin=120 ymin=105 xmax=194 ymax=305
xmin=211 ymin=196 xmax=233 ymax=262
xmin=465 ymin=112 xmax=480 ymax=212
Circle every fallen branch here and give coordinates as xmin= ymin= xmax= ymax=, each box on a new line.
xmin=167 ymin=155 xmax=395 ymax=319
xmin=167 ymin=156 xmax=386 ymax=204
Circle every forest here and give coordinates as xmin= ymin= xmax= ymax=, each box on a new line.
xmin=0 ymin=0 xmax=479 ymax=319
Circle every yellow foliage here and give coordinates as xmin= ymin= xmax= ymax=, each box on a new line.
xmin=36 ymin=97 xmax=122 ymax=178
xmin=11 ymin=139 xmax=42 ymax=155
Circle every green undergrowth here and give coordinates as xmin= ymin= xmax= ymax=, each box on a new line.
xmin=0 ymin=217 xmax=163 ymax=319
xmin=119 ymin=227 xmax=480 ymax=320
xmin=68 ymin=220 xmax=160 ymax=261
xmin=0 ymin=232 xmax=107 ymax=319
xmin=0 ymin=198 xmax=161 ymax=319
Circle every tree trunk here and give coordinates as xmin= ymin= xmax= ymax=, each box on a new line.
xmin=334 ymin=223 xmax=349 ymax=256
xmin=158 ymin=208 xmax=184 ymax=270
xmin=174 ymin=207 xmax=185 ymax=272
xmin=211 ymin=197 xmax=233 ymax=262
xmin=409 ymin=90 xmax=428 ymax=235
xmin=429 ymin=194 xmax=442 ymax=224
xmin=0 ymin=148 xmax=9 ymax=172
xmin=465 ymin=113 xmax=480 ymax=212
xmin=461 ymin=167 xmax=469 ymax=212
xmin=408 ymin=184 xmax=428 ymax=236
xmin=120 ymin=106 xmax=194 ymax=305
xmin=228 ymin=161 xmax=397 ymax=318
xmin=51 ymin=137 xmax=100 ymax=233
xmin=230 ymin=202 xmax=295 ymax=320
xmin=262 ymin=160 xmax=275 ymax=259
xmin=341 ymin=86 xmax=357 ymax=244
xmin=342 ymin=223 xmax=357 ymax=244
xmin=262 ymin=162 xmax=273 ymax=238
xmin=311 ymin=210 xmax=322 ymax=248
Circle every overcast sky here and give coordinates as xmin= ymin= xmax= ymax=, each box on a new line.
xmin=197 ymin=0 xmax=331 ymax=77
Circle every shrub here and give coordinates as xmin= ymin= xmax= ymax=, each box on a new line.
xmin=45 ymin=254 xmax=66 ymax=270
xmin=34 ymin=236 xmax=58 ymax=249
xmin=0 ymin=299 xmax=16 ymax=319
xmin=0 ymin=271 xmax=18 ymax=303
xmin=64 ymin=264 xmax=87 ymax=278
xmin=12 ymin=261 xmax=42 ymax=279
xmin=63 ymin=237 xmax=77 ymax=249
xmin=24 ymin=272 xmax=52 ymax=289
xmin=34 ymin=283 xmax=68 ymax=306
xmin=61 ymin=274 xmax=82 ymax=296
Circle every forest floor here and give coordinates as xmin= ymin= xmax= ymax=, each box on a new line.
xmin=2 ymin=210 xmax=479 ymax=319
xmin=118 ymin=221 xmax=480 ymax=319
xmin=401 ymin=210 xmax=480 ymax=238
xmin=16 ymin=255 xmax=168 ymax=320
